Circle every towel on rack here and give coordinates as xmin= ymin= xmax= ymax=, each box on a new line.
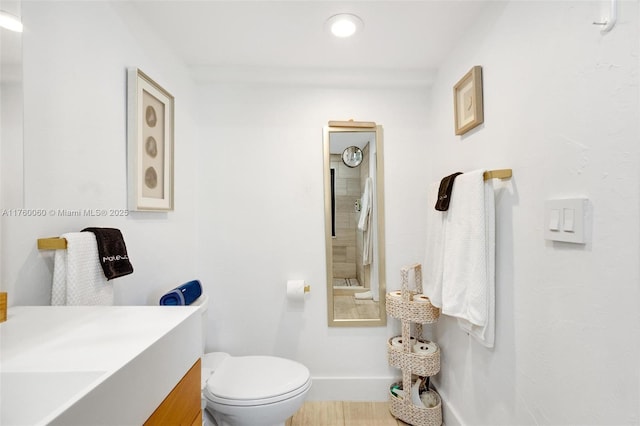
xmin=423 ymin=182 xmax=445 ymax=309
xmin=445 ymin=170 xmax=495 ymax=347
xmin=358 ymin=177 xmax=374 ymax=265
xmin=423 ymin=169 xmax=496 ymax=348
xmin=435 ymin=172 xmax=462 ymax=211
xmin=51 ymin=232 xmax=114 ymax=306
xmin=81 ymin=228 xmax=133 ymax=280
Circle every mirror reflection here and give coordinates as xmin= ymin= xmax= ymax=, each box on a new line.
xmin=341 ymin=146 xmax=363 ymax=168
xmin=324 ymin=124 xmax=386 ymax=326
xmin=0 ymin=0 xmax=24 ymax=209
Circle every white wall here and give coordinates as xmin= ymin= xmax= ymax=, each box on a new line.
xmin=425 ymin=2 xmax=639 ymax=424
xmin=195 ymin=83 xmax=430 ymax=399
xmin=1 ymin=1 xmax=199 ymax=306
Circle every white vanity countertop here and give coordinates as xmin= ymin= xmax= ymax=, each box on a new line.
xmin=0 ymin=306 xmax=201 ymax=426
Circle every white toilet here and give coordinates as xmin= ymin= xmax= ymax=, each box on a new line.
xmin=192 ymin=295 xmax=311 ymax=426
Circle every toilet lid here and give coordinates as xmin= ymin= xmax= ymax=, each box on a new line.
xmin=205 ymin=356 xmax=310 ymax=402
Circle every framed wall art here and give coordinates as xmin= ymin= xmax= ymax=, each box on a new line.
xmin=453 ymin=65 xmax=484 ymax=135
xmin=127 ymin=68 xmax=174 ymax=211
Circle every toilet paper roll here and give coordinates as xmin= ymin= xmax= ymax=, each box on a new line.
xmin=412 ymin=340 xmax=438 ymax=356
xmin=412 ymin=294 xmax=431 ymax=304
xmin=387 ymin=291 xmax=402 ymax=299
xmin=287 ymin=280 xmax=306 ymax=301
xmin=391 ymin=335 xmax=417 ymax=349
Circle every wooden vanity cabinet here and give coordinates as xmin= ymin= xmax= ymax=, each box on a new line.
xmin=145 ymin=359 xmax=202 ymax=426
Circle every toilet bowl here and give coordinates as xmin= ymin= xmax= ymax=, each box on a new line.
xmin=201 ymin=352 xmax=311 ymax=426
xmin=192 ymin=295 xmax=311 ymax=426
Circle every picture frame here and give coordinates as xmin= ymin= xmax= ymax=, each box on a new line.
xmin=453 ymin=65 xmax=484 ymax=135
xmin=127 ymin=68 xmax=174 ymax=211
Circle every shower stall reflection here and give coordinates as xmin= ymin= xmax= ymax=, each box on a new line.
xmin=329 ymin=134 xmax=379 ymax=320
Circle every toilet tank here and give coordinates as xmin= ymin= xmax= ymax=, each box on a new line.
xmin=190 ymin=294 xmax=209 ymax=354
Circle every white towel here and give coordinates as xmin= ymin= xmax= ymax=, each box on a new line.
xmin=422 ymin=170 xmax=495 ymax=348
xmin=51 ymin=232 xmax=114 ymax=306
xmin=358 ymin=177 xmax=373 ymax=265
xmin=423 ymin=183 xmax=445 ymax=309
xmin=455 ymin=176 xmax=495 ymax=348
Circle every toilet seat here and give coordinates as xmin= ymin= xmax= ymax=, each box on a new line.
xmin=205 ymin=377 xmax=311 ymax=407
xmin=204 ymin=355 xmax=311 ymax=407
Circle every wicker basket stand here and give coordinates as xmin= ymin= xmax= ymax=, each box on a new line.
xmin=386 ymin=264 xmax=443 ymax=426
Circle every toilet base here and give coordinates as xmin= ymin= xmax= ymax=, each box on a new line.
xmin=207 ymin=407 xmax=286 ymax=426
xmin=202 ymin=408 xmax=218 ymax=426
xmin=204 ymin=379 xmax=309 ymax=426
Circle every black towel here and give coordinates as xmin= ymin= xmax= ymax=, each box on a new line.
xmin=81 ymin=228 xmax=134 ymax=280
xmin=435 ymin=172 xmax=463 ymax=211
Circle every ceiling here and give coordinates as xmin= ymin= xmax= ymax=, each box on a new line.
xmin=130 ymin=1 xmax=491 ymax=86
xmin=330 ymin=130 xmax=375 ymax=154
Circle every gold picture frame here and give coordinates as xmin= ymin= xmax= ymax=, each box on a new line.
xmin=127 ymin=68 xmax=174 ymax=211
xmin=453 ymin=65 xmax=484 ymax=135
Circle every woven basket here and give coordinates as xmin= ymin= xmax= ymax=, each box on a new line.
xmin=387 ymin=337 xmax=440 ymax=377
xmin=387 ymin=264 xmax=443 ymax=425
xmin=386 ymin=292 xmax=440 ymax=323
xmin=389 ymin=383 xmax=442 ymax=426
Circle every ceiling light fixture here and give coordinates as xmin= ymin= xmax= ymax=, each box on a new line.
xmin=0 ymin=10 xmax=23 ymax=32
xmin=325 ymin=13 xmax=363 ymax=38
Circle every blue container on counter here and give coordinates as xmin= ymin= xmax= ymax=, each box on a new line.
xmin=159 ymin=280 xmax=202 ymax=306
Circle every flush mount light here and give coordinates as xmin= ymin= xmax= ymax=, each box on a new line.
xmin=0 ymin=10 xmax=23 ymax=32
xmin=325 ymin=13 xmax=363 ymax=38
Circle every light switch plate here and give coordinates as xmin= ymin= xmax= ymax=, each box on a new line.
xmin=563 ymin=208 xmax=575 ymax=232
xmin=544 ymin=198 xmax=588 ymax=244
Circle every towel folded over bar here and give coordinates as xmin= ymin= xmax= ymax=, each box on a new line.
xmin=424 ymin=169 xmax=496 ymax=348
xmin=435 ymin=172 xmax=462 ymax=211
xmin=52 ymin=232 xmax=115 ymax=305
xmin=81 ymin=228 xmax=134 ymax=280
xmin=160 ymin=280 xmax=203 ymax=306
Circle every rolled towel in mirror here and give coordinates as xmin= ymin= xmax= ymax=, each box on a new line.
xmin=159 ymin=280 xmax=202 ymax=306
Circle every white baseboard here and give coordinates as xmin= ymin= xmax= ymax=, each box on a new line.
xmin=431 ymin=379 xmax=462 ymax=426
xmin=307 ymin=376 xmax=396 ymax=401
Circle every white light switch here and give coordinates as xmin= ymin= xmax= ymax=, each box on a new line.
xmin=544 ymin=198 xmax=588 ymax=244
xmin=563 ymin=208 xmax=575 ymax=232
xmin=549 ymin=209 xmax=560 ymax=231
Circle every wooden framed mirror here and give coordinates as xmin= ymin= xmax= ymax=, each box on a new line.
xmin=323 ymin=121 xmax=386 ymax=327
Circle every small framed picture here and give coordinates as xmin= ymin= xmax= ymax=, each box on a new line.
xmin=127 ymin=68 xmax=174 ymax=211
xmin=453 ymin=65 xmax=484 ymax=135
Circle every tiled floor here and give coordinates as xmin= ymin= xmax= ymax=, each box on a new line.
xmin=333 ymin=295 xmax=380 ymax=320
xmin=333 ymin=278 xmax=362 ymax=288
xmin=286 ymin=401 xmax=410 ymax=426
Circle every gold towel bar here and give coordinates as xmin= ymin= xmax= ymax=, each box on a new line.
xmin=37 ymin=237 xmax=67 ymax=250
xmin=483 ymin=169 xmax=512 ymax=181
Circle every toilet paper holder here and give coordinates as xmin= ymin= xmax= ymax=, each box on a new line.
xmin=286 ymin=280 xmax=311 ymax=302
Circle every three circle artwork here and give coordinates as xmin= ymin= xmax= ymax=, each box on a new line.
xmin=144 ymin=108 xmax=159 ymax=190
xmin=141 ymin=93 xmax=164 ymax=199
xmin=129 ymin=68 xmax=174 ymax=211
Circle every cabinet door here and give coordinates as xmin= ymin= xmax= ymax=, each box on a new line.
xmin=145 ymin=359 xmax=201 ymax=426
